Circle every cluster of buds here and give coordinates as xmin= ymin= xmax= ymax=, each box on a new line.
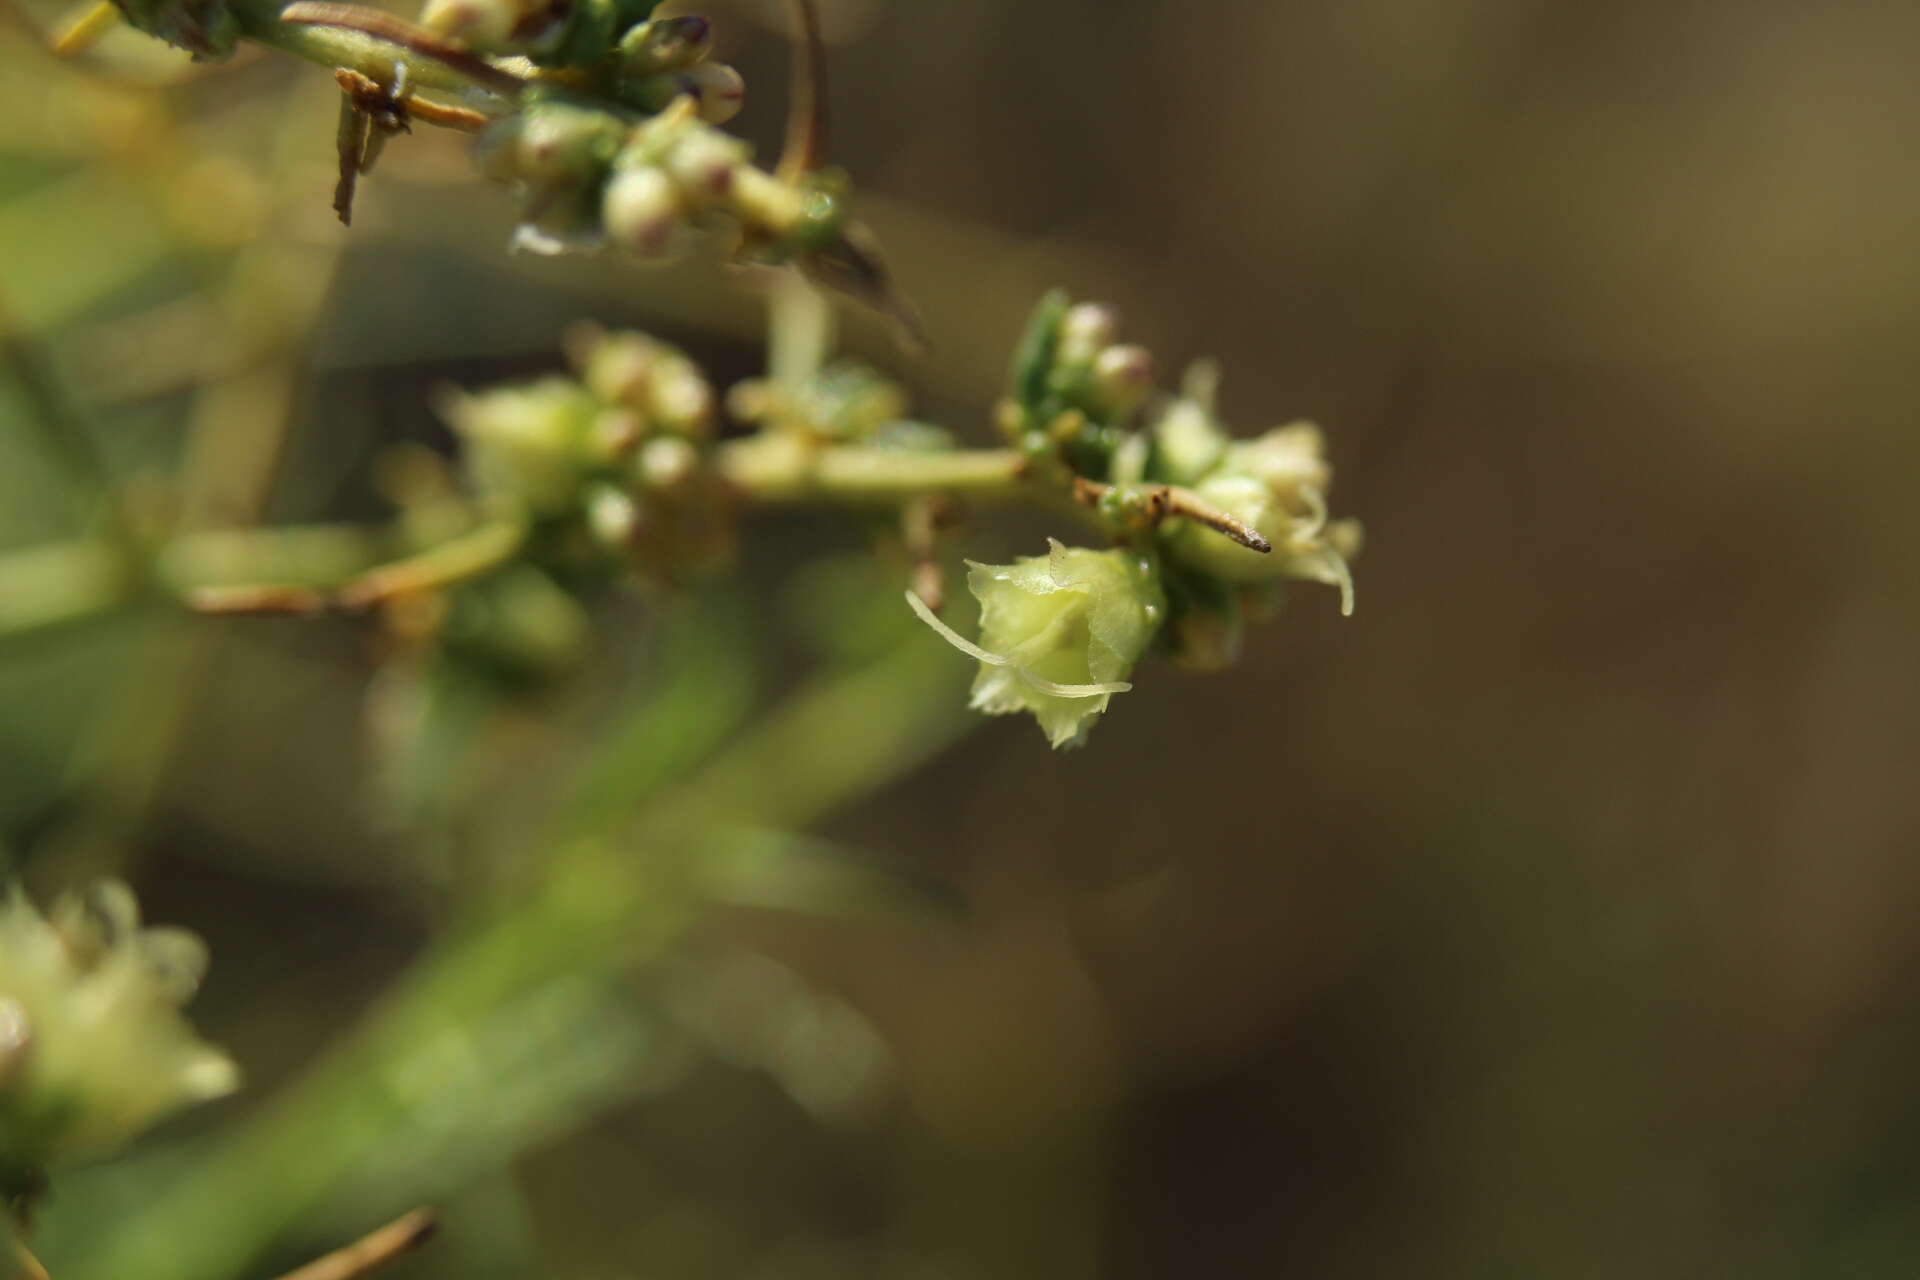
xmin=998 ymin=290 xmax=1159 ymax=479
xmin=911 ymin=292 xmax=1360 ymax=747
xmin=0 ymin=883 xmax=237 ymax=1202
xmin=440 ymin=325 xmax=734 ymax=580
xmin=421 ymin=0 xmax=744 ymax=120
xmin=476 ymin=97 xmax=753 ymax=257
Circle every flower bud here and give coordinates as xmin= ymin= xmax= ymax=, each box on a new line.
xmin=660 ymin=129 xmax=747 ymax=210
xmin=0 ymin=883 xmax=238 ymax=1173
xmin=571 ymin=328 xmax=660 ymax=406
xmin=647 ymin=353 xmax=716 ymax=436
xmin=617 ymin=15 xmax=713 ymax=75
xmin=421 ymin=0 xmax=565 ymax=53
xmin=1089 ymin=343 xmax=1155 ymax=418
xmin=625 ymin=62 xmax=746 ymax=123
xmin=603 ymin=165 xmax=684 ymax=259
xmin=1057 ymin=303 xmax=1120 ymax=368
xmin=512 ymin=104 xmax=624 ymax=186
xmin=909 ymin=540 xmax=1164 ymax=748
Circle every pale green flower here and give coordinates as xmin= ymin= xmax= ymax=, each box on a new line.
xmin=910 ymin=541 xmax=1165 ymax=748
xmin=0 ymin=883 xmax=238 ymax=1183
xmin=1163 ymin=422 xmax=1357 ymax=615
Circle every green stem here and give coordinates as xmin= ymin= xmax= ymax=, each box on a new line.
xmin=717 ymin=438 xmax=1032 ymax=504
xmin=228 ymin=0 xmax=521 ymax=101
xmin=0 ymin=439 xmax=1063 ymax=637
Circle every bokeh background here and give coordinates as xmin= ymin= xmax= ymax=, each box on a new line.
xmin=4 ymin=0 xmax=1920 ymax=1275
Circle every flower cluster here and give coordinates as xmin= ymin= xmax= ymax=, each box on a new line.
xmin=912 ymin=293 xmax=1360 ymax=747
xmin=442 ymin=324 xmax=734 ymax=580
xmin=477 ymin=94 xmax=751 ymax=256
xmin=0 ymin=883 xmax=237 ymax=1196
xmin=999 ymin=291 xmax=1159 ymax=479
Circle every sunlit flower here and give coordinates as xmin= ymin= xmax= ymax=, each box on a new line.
xmin=0 ymin=883 xmax=238 ymax=1179
xmin=910 ymin=540 xmax=1164 ymax=748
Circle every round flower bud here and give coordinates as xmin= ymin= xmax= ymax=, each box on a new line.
xmin=1090 ymin=343 xmax=1155 ymax=418
xmin=421 ymin=0 xmax=564 ymax=53
xmin=660 ymin=129 xmax=748 ymax=210
xmin=603 ymin=165 xmax=684 ymax=259
xmin=513 ymin=104 xmax=624 ymax=187
xmin=669 ymin=62 xmax=747 ymax=124
xmin=1057 ymin=303 xmax=1120 ymax=368
xmin=908 ymin=540 xmax=1165 ymax=749
xmin=0 ymin=883 xmax=238 ymax=1177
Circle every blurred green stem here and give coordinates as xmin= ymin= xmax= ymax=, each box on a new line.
xmin=0 ymin=290 xmax=136 ymax=547
xmin=0 ymin=437 xmax=1050 ymax=638
xmin=61 ymin=632 xmax=972 ymax=1280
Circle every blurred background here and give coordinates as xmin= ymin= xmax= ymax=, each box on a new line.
xmin=3 ymin=0 xmax=1919 ymax=1275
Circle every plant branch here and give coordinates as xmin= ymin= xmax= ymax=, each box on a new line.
xmin=716 ymin=437 xmax=1031 ymax=504
xmin=271 ymin=1208 xmax=438 ymax=1280
xmin=273 ymin=2 xmax=528 ymax=98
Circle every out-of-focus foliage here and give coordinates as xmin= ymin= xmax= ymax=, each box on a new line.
xmin=2 ymin=0 xmax=1919 ymax=1277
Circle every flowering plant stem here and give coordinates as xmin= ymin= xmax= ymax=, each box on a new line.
xmin=0 ymin=439 xmax=1056 ymax=635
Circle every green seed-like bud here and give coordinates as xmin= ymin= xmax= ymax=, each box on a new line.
xmin=617 ymin=15 xmax=714 ymax=75
xmin=909 ymin=540 xmax=1165 ymax=749
xmin=0 ymin=882 xmax=238 ymax=1173
xmin=1090 ymin=343 xmax=1155 ymax=418
xmin=603 ymin=165 xmax=684 ymax=258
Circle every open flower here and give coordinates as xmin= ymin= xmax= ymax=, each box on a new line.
xmin=0 ymin=883 xmax=238 ymax=1183
xmin=1161 ymin=420 xmax=1358 ymax=615
xmin=909 ymin=541 xmax=1164 ymax=748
